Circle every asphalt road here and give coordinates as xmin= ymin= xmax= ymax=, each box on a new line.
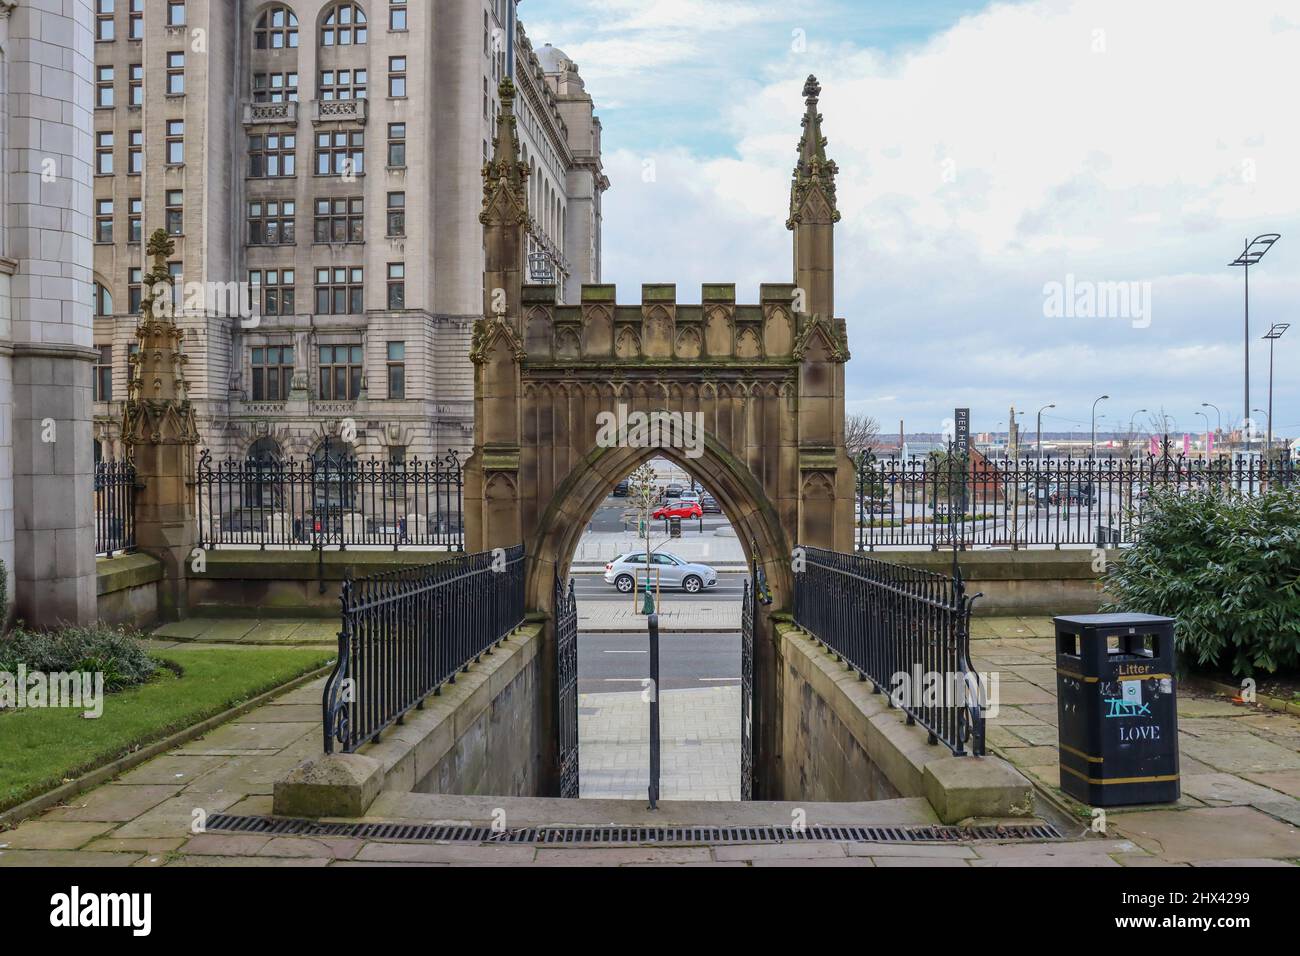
xmin=572 ymin=571 xmax=749 ymax=603
xmin=578 ymin=630 xmax=740 ymax=694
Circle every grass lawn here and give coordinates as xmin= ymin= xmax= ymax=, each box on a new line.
xmin=0 ymin=645 xmax=333 ymax=813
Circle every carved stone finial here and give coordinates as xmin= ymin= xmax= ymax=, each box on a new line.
xmin=480 ymin=77 xmax=531 ymax=228
xmin=788 ymin=74 xmax=840 ymax=229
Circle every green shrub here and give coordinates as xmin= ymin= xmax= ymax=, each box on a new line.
xmin=1101 ymin=484 xmax=1300 ymax=677
xmin=0 ymin=624 xmax=158 ymax=692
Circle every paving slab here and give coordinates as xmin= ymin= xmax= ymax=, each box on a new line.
xmin=0 ymin=849 xmax=144 ymax=867
xmin=114 ymin=753 xmax=228 ymax=786
xmin=1242 ymin=770 xmax=1300 ymax=798
xmin=1180 ymin=733 xmax=1300 ymax=774
xmin=0 ymin=820 xmax=115 ymax=850
xmin=175 ymin=720 xmax=316 ymax=756
xmin=1111 ymin=806 xmax=1300 ymax=863
xmin=1178 ymin=773 xmax=1292 ymax=807
xmin=44 ymin=784 xmax=184 ymax=823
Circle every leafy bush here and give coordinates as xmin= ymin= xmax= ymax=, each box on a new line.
xmin=0 ymin=624 xmax=158 ymax=692
xmin=1101 ymin=484 xmax=1300 ymax=677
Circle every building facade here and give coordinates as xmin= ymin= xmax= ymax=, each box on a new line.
xmin=1 ymin=0 xmax=100 ymax=624
xmin=89 ymin=0 xmax=605 ymax=467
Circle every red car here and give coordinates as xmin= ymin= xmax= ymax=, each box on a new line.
xmin=652 ymin=502 xmax=703 ymax=520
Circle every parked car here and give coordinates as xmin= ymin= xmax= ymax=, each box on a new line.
xmin=652 ymin=501 xmax=703 ymax=520
xmin=603 ymin=552 xmax=719 ymax=594
xmin=1048 ymin=482 xmax=1098 ymax=507
xmin=612 ymin=479 xmax=630 ymax=497
xmin=699 ymin=493 xmax=721 ymax=513
xmin=664 ymin=483 xmax=684 ymax=498
xmin=679 ymin=490 xmax=701 ymax=503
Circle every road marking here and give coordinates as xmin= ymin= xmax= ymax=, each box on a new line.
xmin=698 ymin=677 xmax=740 ymax=682
xmin=603 ymin=650 xmax=646 ymax=654
xmin=602 ymin=678 xmax=645 ymax=683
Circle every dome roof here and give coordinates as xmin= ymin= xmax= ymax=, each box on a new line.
xmin=536 ymin=43 xmax=571 ymax=74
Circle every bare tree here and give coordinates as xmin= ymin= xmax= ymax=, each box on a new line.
xmin=845 ymin=413 xmax=881 ymax=460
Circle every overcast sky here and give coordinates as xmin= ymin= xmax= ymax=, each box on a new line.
xmin=522 ymin=0 xmax=1300 ymax=441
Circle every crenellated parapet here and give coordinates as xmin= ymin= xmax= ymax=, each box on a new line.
xmin=518 ymin=282 xmax=849 ymax=366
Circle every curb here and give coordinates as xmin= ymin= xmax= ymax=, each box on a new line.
xmin=1184 ymin=674 xmax=1300 ymax=717
xmin=577 ymin=626 xmax=740 ymax=634
xmin=0 ymin=663 xmax=334 ymax=830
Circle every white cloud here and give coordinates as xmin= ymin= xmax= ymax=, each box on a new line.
xmin=592 ymin=0 xmax=1300 ymax=432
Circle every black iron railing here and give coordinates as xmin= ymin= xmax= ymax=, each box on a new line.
xmin=555 ymin=575 xmax=580 ymax=798
xmin=856 ymin=450 xmax=1296 ymax=550
xmin=793 ymin=546 xmax=985 ymax=756
xmin=323 ymin=544 xmax=525 ymax=754
xmin=94 ymin=460 xmax=137 ymax=557
xmin=197 ymin=449 xmax=463 ymax=550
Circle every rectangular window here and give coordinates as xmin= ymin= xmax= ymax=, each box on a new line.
xmin=165 ymin=190 xmax=183 ymax=236
xmin=388 ymin=57 xmax=407 ymax=98
xmin=166 ymin=120 xmax=184 ymax=164
xmin=252 ymin=71 xmax=300 ymax=103
xmin=387 ymin=123 xmax=406 ymax=168
xmin=95 ymin=199 xmax=114 ymax=243
xmin=128 ymin=267 xmax=143 ymax=313
xmin=386 ymin=192 xmax=405 ymax=237
xmin=128 ymin=129 xmax=143 ymax=174
xmin=169 ymin=262 xmax=183 ymax=308
xmin=129 ymin=0 xmax=143 ymax=39
xmin=314 ymin=267 xmax=363 ymax=316
xmin=94 ymin=345 xmax=114 ymax=402
xmin=167 ymin=52 xmax=185 ymax=95
xmin=96 ymin=0 xmax=115 ymax=41
xmin=249 ymin=269 xmax=296 ymax=316
xmin=317 ymin=344 xmax=364 ymax=400
xmin=96 ymin=131 xmax=114 ymax=174
xmin=314 ymin=198 xmax=364 ymax=243
xmin=247 ymin=200 xmax=295 ymax=245
xmin=318 ymin=68 xmax=367 ymax=101
xmin=390 ymin=0 xmax=407 ymax=31
xmin=129 ymin=63 xmax=143 ymax=105
xmin=315 ymin=130 xmax=364 ymax=176
xmin=248 ymin=131 xmax=296 ymax=178
xmin=96 ymin=66 xmax=115 ymax=107
xmin=386 ymin=341 xmax=405 ymax=398
xmin=386 ymin=263 xmax=405 ymax=310
xmin=251 ymin=345 xmax=294 ymax=401
xmin=128 ymin=198 xmax=142 ymax=243
xmin=167 ymin=1 xmax=186 ymax=26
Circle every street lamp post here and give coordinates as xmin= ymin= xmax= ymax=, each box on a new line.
xmin=1091 ymin=394 xmax=1109 ymax=459
xmin=1201 ymin=402 xmax=1221 ymax=457
xmin=1254 ymin=409 xmax=1271 ymax=453
xmin=1036 ymin=403 xmax=1055 ymax=461
xmin=1263 ymin=324 xmax=1290 ymax=454
xmin=1229 ymin=234 xmax=1281 ymax=451
xmin=1196 ymin=411 xmax=1210 ymax=460
xmin=1129 ymin=409 xmax=1147 ymax=458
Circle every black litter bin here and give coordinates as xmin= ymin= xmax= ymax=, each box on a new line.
xmin=1054 ymin=613 xmax=1180 ymax=807
xmin=669 ymin=516 xmax=682 ymax=538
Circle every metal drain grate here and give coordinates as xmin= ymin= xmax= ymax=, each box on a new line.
xmin=205 ymin=814 xmax=1062 ymax=846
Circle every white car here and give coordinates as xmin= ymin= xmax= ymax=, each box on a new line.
xmin=603 ymin=552 xmax=718 ymax=594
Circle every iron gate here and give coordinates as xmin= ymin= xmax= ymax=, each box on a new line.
xmin=741 ymin=578 xmax=754 ymax=800
xmin=556 ymin=575 xmax=580 ymax=798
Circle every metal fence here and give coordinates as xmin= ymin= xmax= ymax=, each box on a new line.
xmin=322 ymin=544 xmax=525 ymax=754
xmin=94 ymin=460 xmax=137 ymax=557
xmin=197 ymin=449 xmax=464 ymax=550
xmin=793 ymin=545 xmax=985 ymax=756
xmin=856 ymin=451 xmax=1296 ymax=550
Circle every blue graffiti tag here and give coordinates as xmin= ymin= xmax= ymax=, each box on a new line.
xmin=1104 ymin=697 xmax=1151 ymax=718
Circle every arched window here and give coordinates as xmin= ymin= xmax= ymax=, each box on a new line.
xmin=247 ymin=436 xmax=282 ymax=463
xmin=254 ymin=4 xmax=299 ymax=49
xmin=312 ymin=436 xmax=357 ymax=512
xmin=321 ymin=3 xmax=367 ymax=46
xmin=94 ymin=282 xmax=113 ymax=317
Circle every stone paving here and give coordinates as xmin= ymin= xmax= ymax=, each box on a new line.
xmin=579 ymin=687 xmax=740 ymax=801
xmin=0 ymin=616 xmax=1297 ymax=866
xmin=967 ymin=616 xmax=1300 ymax=864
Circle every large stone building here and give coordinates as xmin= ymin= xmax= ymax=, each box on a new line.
xmin=0 ymin=0 xmax=100 ymax=624
xmin=89 ymin=0 xmax=605 ymax=466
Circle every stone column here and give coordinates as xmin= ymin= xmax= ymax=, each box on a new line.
xmin=121 ymin=232 xmax=200 ymax=621
xmin=5 ymin=0 xmax=100 ymax=626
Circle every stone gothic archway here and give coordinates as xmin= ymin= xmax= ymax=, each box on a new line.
xmin=464 ymin=75 xmax=853 ymax=798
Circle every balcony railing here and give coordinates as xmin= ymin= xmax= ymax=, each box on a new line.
xmin=243 ymin=100 xmax=299 ymax=125
xmin=311 ymin=98 xmax=367 ymax=124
